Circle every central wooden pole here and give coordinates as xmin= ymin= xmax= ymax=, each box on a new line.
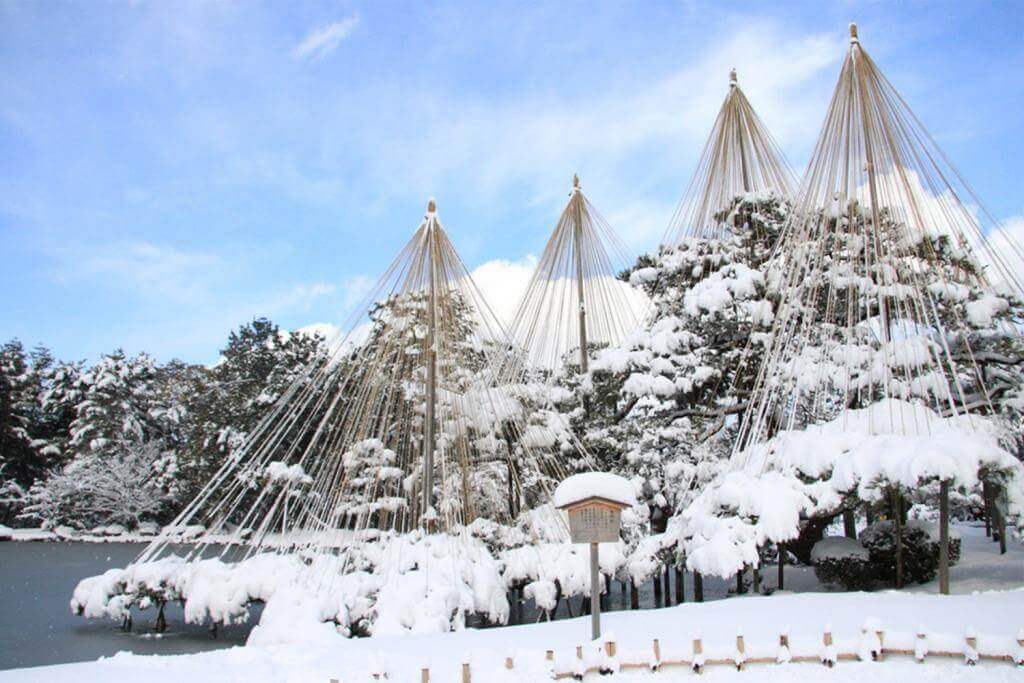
xmin=571 ymin=175 xmax=589 ymax=374
xmin=422 ymin=201 xmax=438 ymax=529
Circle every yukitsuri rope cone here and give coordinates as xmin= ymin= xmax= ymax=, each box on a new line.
xmin=735 ymin=23 xmax=1024 ymax=452
xmin=505 ymin=174 xmax=644 ymax=376
xmin=663 ymin=69 xmax=797 ymax=245
xmin=674 ymin=24 xmax=1024 ymax=594
xmin=93 ymin=199 xmax=596 ymax=633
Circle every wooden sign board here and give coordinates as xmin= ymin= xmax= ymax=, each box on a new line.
xmin=565 ymin=500 xmax=623 ymax=544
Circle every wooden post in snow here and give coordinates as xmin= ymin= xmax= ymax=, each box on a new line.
xmin=939 ymin=479 xmax=950 ymax=595
xmin=590 ymin=542 xmax=601 ymax=639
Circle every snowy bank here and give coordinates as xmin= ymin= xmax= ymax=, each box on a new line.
xmin=13 ymin=588 xmax=1024 ymax=682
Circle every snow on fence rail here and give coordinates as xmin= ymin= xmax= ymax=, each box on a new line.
xmin=335 ymin=623 xmax=1024 ymax=681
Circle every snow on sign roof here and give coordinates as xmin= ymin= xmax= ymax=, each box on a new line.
xmin=553 ymin=472 xmax=638 ymax=509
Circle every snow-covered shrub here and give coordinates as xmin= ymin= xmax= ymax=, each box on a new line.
xmin=810 ymin=537 xmax=872 ymax=590
xmin=860 ymin=520 xmax=950 ymax=585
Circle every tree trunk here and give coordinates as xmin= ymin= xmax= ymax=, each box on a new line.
xmin=995 ymin=484 xmax=1007 ymax=555
xmin=652 ymin=572 xmax=663 ymax=607
xmin=663 ymin=565 xmax=672 ymax=606
xmin=777 ymin=543 xmax=785 ymax=591
xmin=843 ymin=509 xmax=857 ymax=539
xmin=865 ymin=503 xmax=875 ymax=526
xmin=752 ymin=565 xmax=760 ymax=594
xmin=982 ymin=480 xmax=992 ymax=537
xmin=736 ymin=568 xmax=744 ymax=594
xmin=693 ymin=572 xmax=704 ymax=602
xmin=155 ymin=602 xmax=167 ymax=633
xmin=939 ymin=480 xmax=950 ymax=595
xmin=630 ymin=579 xmax=639 ymax=610
xmin=675 ymin=567 xmax=685 ymax=604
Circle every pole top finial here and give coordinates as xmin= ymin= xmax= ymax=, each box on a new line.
xmin=849 ymin=22 xmax=859 ymax=42
xmin=426 ymin=197 xmax=436 ymax=215
xmin=729 ymin=68 xmax=737 ymax=87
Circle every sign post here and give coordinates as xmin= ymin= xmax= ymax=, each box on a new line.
xmin=553 ymin=472 xmax=636 ymax=642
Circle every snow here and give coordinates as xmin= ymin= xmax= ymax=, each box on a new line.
xmin=965 ymin=294 xmax=1009 ymax=327
xmin=553 ymin=472 xmax=639 ymax=508
xmin=69 ymin=531 xmax=509 ymax=639
xmin=811 ymin=536 xmax=870 ymax=563
xmin=12 ymin=587 xmax=1024 ymax=682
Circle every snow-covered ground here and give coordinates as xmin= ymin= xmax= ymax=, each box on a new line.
xmin=2 ymin=524 xmax=1021 ymax=682
xmin=3 ymin=589 xmax=1022 ymax=682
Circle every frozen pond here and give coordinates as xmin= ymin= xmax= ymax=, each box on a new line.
xmin=0 ymin=542 xmax=258 ymax=670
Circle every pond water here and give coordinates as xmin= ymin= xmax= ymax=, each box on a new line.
xmin=0 ymin=542 xmax=259 ymax=671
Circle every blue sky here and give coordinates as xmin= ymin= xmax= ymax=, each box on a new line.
xmin=2 ymin=1 xmax=1022 ymax=364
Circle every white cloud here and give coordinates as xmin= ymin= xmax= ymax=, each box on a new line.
xmin=467 ymin=255 xmax=537 ymax=329
xmin=980 ymin=214 xmax=1024 ymax=291
xmin=292 ymin=16 xmax=358 ymax=62
xmin=358 ymin=22 xmax=840 ymax=206
xmin=53 ymin=241 xmax=220 ymax=303
xmin=268 ymin=282 xmax=336 ymax=311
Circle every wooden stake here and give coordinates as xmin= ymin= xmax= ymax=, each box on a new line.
xmin=461 ymin=662 xmax=470 ymax=683
xmin=605 ymin=641 xmax=617 ymax=657
xmin=693 ymin=637 xmax=704 ymax=673
xmin=652 ymin=638 xmax=662 ymax=670
xmin=505 ymin=656 xmax=514 ymax=670
xmin=590 ymin=542 xmax=600 ymax=639
xmin=823 ymin=628 xmax=834 ymax=667
xmin=545 ymin=650 xmax=554 ymax=662
xmin=965 ymin=632 xmax=979 ymax=665
xmin=420 ymin=667 xmax=429 ymax=683
xmin=736 ymin=634 xmax=746 ymax=670
xmin=916 ymin=629 xmax=927 ymax=662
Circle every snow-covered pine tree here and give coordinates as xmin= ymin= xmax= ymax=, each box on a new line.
xmin=24 ymin=349 xmax=182 ymax=528
xmin=0 ymin=342 xmax=76 ymax=524
xmin=673 ymin=26 xmax=1024 ymax=588
xmin=573 ymin=194 xmax=789 ymax=595
xmin=175 ymin=318 xmax=326 ymax=502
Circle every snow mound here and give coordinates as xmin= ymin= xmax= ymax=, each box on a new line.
xmin=810 ymin=536 xmax=869 ymax=563
xmin=553 ymin=472 xmax=638 ymax=508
